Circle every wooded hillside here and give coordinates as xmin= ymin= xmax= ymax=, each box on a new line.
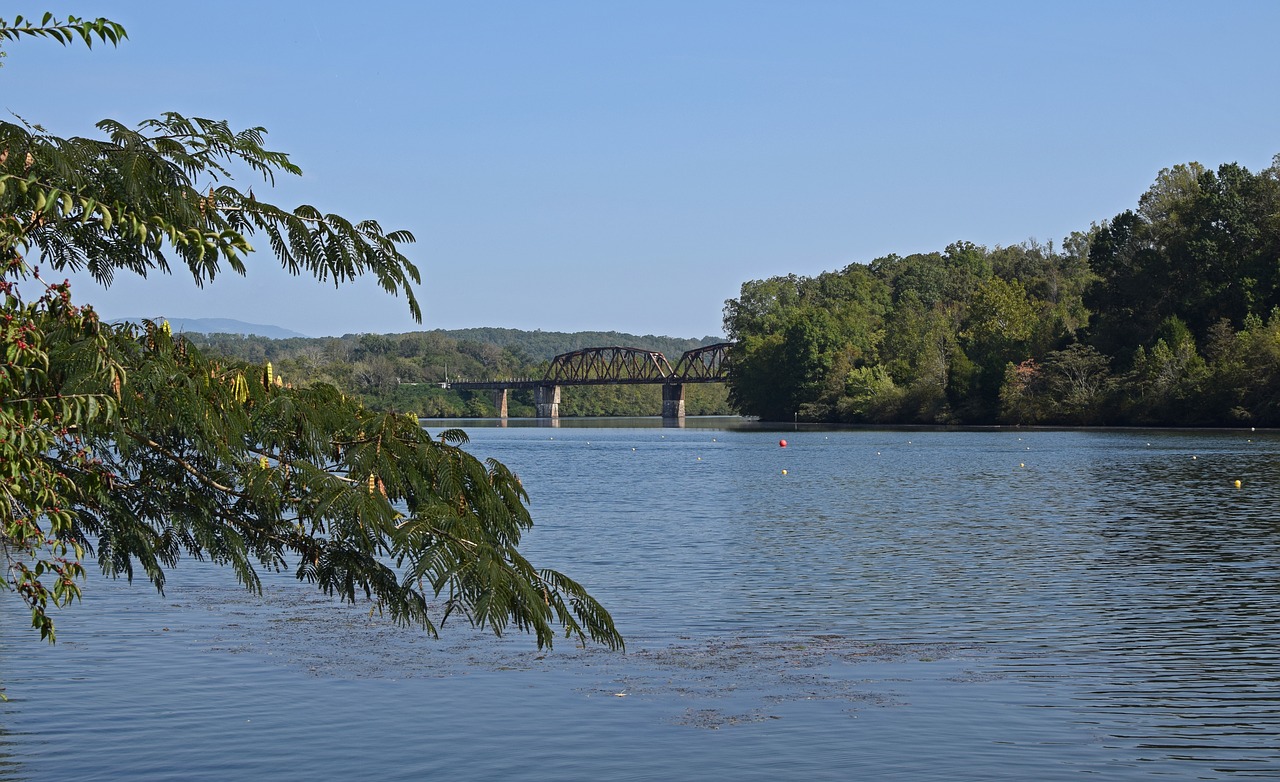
xmin=725 ymin=156 xmax=1280 ymax=426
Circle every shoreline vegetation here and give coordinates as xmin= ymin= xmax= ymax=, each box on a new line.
xmin=725 ymin=156 xmax=1280 ymax=427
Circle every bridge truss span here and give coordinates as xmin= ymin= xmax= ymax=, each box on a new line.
xmin=543 ymin=346 xmax=675 ymax=385
xmin=672 ymin=342 xmax=732 ymax=383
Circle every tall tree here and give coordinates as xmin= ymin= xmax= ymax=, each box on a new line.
xmin=1085 ymin=209 xmax=1168 ymax=357
xmin=1087 ymin=158 xmax=1280 ymax=358
xmin=1 ymin=15 xmax=621 ymax=651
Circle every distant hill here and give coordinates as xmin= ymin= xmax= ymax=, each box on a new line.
xmin=118 ymin=317 xmax=310 ymax=340
xmin=124 ymin=320 xmax=723 ymax=357
xmin=431 ymin=328 xmax=726 ymax=362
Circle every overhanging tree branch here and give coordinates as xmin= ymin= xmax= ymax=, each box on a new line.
xmin=1 ymin=14 xmax=622 ymax=660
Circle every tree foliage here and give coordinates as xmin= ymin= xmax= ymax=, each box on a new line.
xmin=725 ymin=264 xmax=888 ymax=421
xmin=724 ymin=154 xmax=1280 ymax=426
xmin=1 ymin=15 xmax=621 ymax=653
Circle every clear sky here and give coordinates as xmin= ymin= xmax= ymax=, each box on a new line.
xmin=4 ymin=1 xmax=1279 ymax=339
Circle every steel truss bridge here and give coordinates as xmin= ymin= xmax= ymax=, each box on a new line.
xmin=446 ymin=343 xmax=732 ymax=419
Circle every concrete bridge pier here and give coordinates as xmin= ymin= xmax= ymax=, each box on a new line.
xmin=491 ymin=388 xmax=509 ymax=419
xmin=535 ymin=385 xmax=560 ymax=419
xmin=662 ymin=383 xmax=685 ymax=420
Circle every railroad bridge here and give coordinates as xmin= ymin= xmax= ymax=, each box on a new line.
xmin=446 ymin=342 xmax=731 ymax=420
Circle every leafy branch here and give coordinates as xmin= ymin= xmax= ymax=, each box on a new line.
xmin=2 ymin=13 xmax=621 ymax=663
xmin=0 ymin=14 xmax=126 ymax=48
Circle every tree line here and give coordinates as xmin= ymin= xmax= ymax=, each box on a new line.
xmin=726 ymin=157 xmax=1280 ymax=426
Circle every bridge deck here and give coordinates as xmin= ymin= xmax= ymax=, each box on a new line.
xmin=449 ymin=377 xmax=723 ymax=390
xmin=448 ymin=380 xmax=546 ymax=390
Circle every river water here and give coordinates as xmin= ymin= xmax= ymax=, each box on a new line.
xmin=2 ymin=420 xmax=1278 ymax=780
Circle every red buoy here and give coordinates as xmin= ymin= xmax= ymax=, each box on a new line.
xmin=779 ymin=439 xmax=788 ymax=448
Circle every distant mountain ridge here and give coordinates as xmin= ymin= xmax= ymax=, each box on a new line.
xmin=134 ymin=319 xmax=724 ymax=360
xmin=117 ymin=317 xmax=310 ymax=340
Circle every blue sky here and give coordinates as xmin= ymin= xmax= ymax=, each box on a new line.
xmin=5 ymin=2 xmax=1278 ymax=338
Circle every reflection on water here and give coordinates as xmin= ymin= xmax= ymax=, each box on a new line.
xmin=2 ymin=425 xmax=1278 ymax=780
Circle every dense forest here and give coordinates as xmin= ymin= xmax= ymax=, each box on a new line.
xmin=725 ymin=156 xmax=1280 ymax=426
xmin=187 ymin=328 xmax=731 ymax=418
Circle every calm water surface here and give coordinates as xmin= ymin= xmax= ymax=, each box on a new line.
xmin=2 ymin=421 xmax=1278 ymax=780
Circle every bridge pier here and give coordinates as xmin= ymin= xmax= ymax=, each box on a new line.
xmin=491 ymin=388 xmax=509 ymax=419
xmin=662 ymin=383 xmax=685 ymax=420
xmin=535 ymin=385 xmax=560 ymax=419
